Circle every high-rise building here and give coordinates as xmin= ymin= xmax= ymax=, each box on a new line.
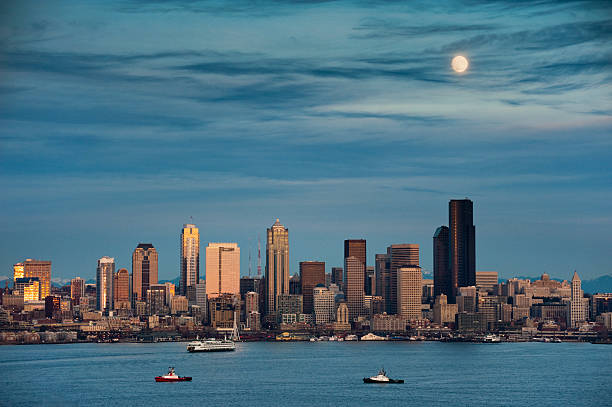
xmin=21 ymin=259 xmax=51 ymax=300
xmin=313 ymin=285 xmax=335 ymax=325
xmin=449 ymin=199 xmax=476 ymax=295
xmin=14 ymin=277 xmax=40 ymax=302
xmin=397 ymin=265 xmax=422 ymax=320
xmin=13 ymin=263 xmax=24 ymax=281
xmin=387 ymin=244 xmax=419 ymax=314
xmin=71 ymin=277 xmax=85 ymax=305
xmin=331 ymin=267 xmax=343 ymax=290
xmin=375 ymin=254 xmax=390 ymax=309
xmin=97 ymin=256 xmax=115 ymax=311
xmin=113 ymin=268 xmax=131 ymax=309
xmin=132 ymin=243 xmax=158 ymax=303
xmin=569 ymin=271 xmax=587 ymax=327
xmin=265 ymin=219 xmax=289 ymax=317
xmin=476 ymin=271 xmax=498 ymax=293
xmin=344 ymin=256 xmax=365 ymax=321
xmin=206 ymin=243 xmax=240 ymax=298
xmin=344 ymin=239 xmax=366 ymax=266
xmin=300 ymin=261 xmax=325 ymax=315
xmin=433 ymin=226 xmax=451 ymax=300
xmin=180 ymin=224 xmax=200 ymax=296
xmin=365 ymin=266 xmax=375 ymax=296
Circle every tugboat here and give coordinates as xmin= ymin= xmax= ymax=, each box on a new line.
xmin=155 ymin=367 xmax=192 ymax=382
xmin=363 ymin=368 xmax=404 ymax=384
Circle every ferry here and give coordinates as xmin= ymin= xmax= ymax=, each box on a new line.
xmin=155 ymin=367 xmax=192 ymax=382
xmin=187 ymin=337 xmax=236 ymax=352
xmin=482 ymin=334 xmax=501 ymax=343
xmin=363 ymin=368 xmax=403 ymax=384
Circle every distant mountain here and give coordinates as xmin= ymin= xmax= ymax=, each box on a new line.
xmin=582 ymin=275 xmax=612 ymax=294
xmin=159 ymin=277 xmax=180 ymax=286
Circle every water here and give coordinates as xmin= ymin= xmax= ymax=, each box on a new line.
xmin=2 ymin=341 xmax=611 ymax=406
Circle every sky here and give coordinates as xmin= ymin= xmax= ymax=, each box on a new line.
xmin=0 ymin=0 xmax=611 ymax=283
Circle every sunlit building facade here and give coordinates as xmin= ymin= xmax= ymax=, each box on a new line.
xmin=97 ymin=256 xmax=115 ymax=311
xmin=20 ymin=259 xmax=51 ymax=300
xmin=180 ymin=224 xmax=200 ymax=296
xmin=132 ymin=243 xmax=158 ymax=303
xmin=206 ymin=243 xmax=240 ymax=298
xmin=397 ymin=265 xmax=422 ymax=320
xmin=266 ymin=219 xmax=290 ymax=317
xmin=300 ymin=261 xmax=325 ymax=315
xmin=113 ymin=268 xmax=131 ymax=309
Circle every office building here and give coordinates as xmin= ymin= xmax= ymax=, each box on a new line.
xmin=96 ymin=256 xmax=115 ymax=311
xmin=20 ymin=260 xmax=51 ymax=300
xmin=344 ymin=256 xmax=365 ymax=321
xmin=265 ymin=219 xmax=290 ymax=317
xmin=433 ymin=294 xmax=458 ymax=325
xmin=331 ymin=267 xmax=343 ymax=290
xmin=132 ymin=243 xmax=158 ymax=303
xmin=206 ymin=243 xmax=240 ymax=298
xmin=245 ymin=291 xmax=259 ymax=315
xmin=449 ymin=199 xmax=476 ymax=295
xmin=14 ymin=277 xmax=40 ymax=302
xmin=209 ymin=293 xmax=239 ymax=330
xmin=313 ymin=285 xmax=335 ymax=325
xmin=397 ymin=265 xmax=422 ymax=320
xmin=476 ymin=271 xmax=498 ymax=293
xmin=569 ymin=271 xmax=587 ymax=327
xmin=113 ymin=268 xmax=131 ymax=310
xmin=433 ymin=226 xmax=451 ymax=299
xmin=71 ymin=277 xmax=85 ymax=305
xmin=300 ymin=261 xmax=325 ymax=314
xmin=387 ymin=244 xmax=419 ymax=314
xmin=180 ymin=224 xmax=200 ymax=296
xmin=365 ymin=266 xmax=375 ymax=296
xmin=170 ymin=295 xmax=188 ymax=315
xmin=375 ymin=253 xmax=390 ymax=309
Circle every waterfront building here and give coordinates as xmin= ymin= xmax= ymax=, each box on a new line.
xmin=397 ymin=266 xmax=422 ymax=320
xmin=245 ymin=291 xmax=259 ymax=315
xmin=147 ymin=285 xmax=167 ymax=315
xmin=206 ymin=243 xmax=240 ymax=298
xmin=344 ymin=256 xmax=365 ymax=321
xmin=44 ymin=295 xmax=61 ymax=318
xmin=265 ymin=219 xmax=289 ymax=317
xmin=433 ymin=294 xmax=458 ymax=325
xmin=170 ymin=295 xmax=188 ymax=315
xmin=569 ymin=271 xmax=587 ymax=327
xmin=247 ymin=311 xmax=261 ymax=331
xmin=592 ymin=293 xmax=612 ymax=317
xmin=449 ymin=199 xmax=476 ymax=297
xmin=371 ymin=313 xmax=408 ymax=332
xmin=277 ymin=294 xmax=303 ymax=316
xmin=531 ymin=301 xmax=568 ymax=324
xmin=475 ymin=271 xmax=498 ymax=293
xmin=209 ymin=293 xmax=239 ymax=330
xmin=96 ymin=256 xmax=115 ymax=311
xmin=300 ymin=261 xmax=325 ymax=315
xmin=331 ymin=267 xmax=343 ymax=290
xmin=132 ymin=243 xmax=158 ymax=303
xmin=180 ymin=224 xmax=200 ymax=296
xmin=70 ymin=277 xmax=85 ymax=305
xmin=21 ymin=259 xmax=51 ymax=300
xmin=333 ymin=302 xmax=351 ymax=331
xmin=313 ymin=285 xmax=335 ymax=325
xmin=113 ymin=269 xmax=131 ymax=310
xmin=387 ymin=244 xmax=419 ymax=314
xmin=455 ymin=312 xmax=484 ymax=331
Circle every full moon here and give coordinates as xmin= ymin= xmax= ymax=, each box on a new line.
xmin=451 ymin=55 xmax=469 ymax=73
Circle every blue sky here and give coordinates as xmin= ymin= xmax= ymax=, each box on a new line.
xmin=1 ymin=0 xmax=611 ymax=282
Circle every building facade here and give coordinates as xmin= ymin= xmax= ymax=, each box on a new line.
xmin=344 ymin=256 xmax=365 ymax=321
xmin=132 ymin=243 xmax=158 ymax=303
xmin=397 ymin=265 xmax=422 ymax=320
xmin=21 ymin=260 xmax=51 ymax=300
xmin=113 ymin=268 xmax=131 ymax=309
xmin=449 ymin=199 xmax=476 ymax=296
xmin=206 ymin=243 xmax=240 ymax=298
xmin=180 ymin=223 xmax=200 ymax=296
xmin=300 ymin=261 xmax=325 ymax=315
xmin=387 ymin=244 xmax=419 ymax=314
xmin=265 ymin=219 xmax=290 ymax=317
xmin=96 ymin=256 xmax=115 ymax=311
xmin=433 ymin=226 xmax=451 ymax=300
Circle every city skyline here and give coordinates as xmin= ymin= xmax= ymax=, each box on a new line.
xmin=1 ymin=1 xmax=611 ymax=282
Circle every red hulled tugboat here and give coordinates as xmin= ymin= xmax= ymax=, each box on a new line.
xmin=155 ymin=367 xmax=192 ymax=382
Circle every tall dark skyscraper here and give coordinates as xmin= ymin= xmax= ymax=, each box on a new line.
xmin=449 ymin=199 xmax=476 ymax=294
xmin=433 ymin=226 xmax=451 ymax=300
xmin=344 ymin=239 xmax=366 ymax=266
xmin=344 ymin=239 xmax=366 ymax=321
xmin=375 ymin=253 xmax=390 ymax=310
xmin=300 ymin=261 xmax=325 ymax=314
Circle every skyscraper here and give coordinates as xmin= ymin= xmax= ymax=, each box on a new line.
xmin=569 ymin=271 xmax=587 ymax=327
xmin=344 ymin=239 xmax=366 ymax=266
xmin=265 ymin=219 xmax=289 ymax=317
xmin=113 ymin=268 xmax=131 ymax=309
xmin=387 ymin=244 xmax=419 ymax=314
xmin=21 ymin=259 xmax=51 ymax=300
xmin=206 ymin=243 xmax=240 ymax=298
xmin=449 ymin=199 xmax=476 ymax=294
xmin=180 ymin=223 xmax=200 ymax=296
xmin=331 ymin=267 xmax=343 ymax=290
xmin=433 ymin=226 xmax=451 ymax=300
xmin=300 ymin=261 xmax=325 ymax=315
xmin=132 ymin=243 xmax=158 ymax=303
xmin=97 ymin=256 xmax=115 ymax=311
xmin=375 ymin=253 xmax=390 ymax=310
xmin=397 ymin=265 xmax=422 ymax=320
xmin=344 ymin=256 xmax=365 ymax=321
xmin=70 ymin=277 xmax=85 ymax=305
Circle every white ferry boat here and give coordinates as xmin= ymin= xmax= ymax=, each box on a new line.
xmin=187 ymin=337 xmax=236 ymax=352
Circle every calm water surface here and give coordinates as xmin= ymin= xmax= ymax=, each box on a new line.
xmin=1 ymin=341 xmax=611 ymax=406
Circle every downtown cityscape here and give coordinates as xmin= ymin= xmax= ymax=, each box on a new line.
xmin=2 ymin=198 xmax=611 ymax=345
xmin=1 ymin=0 xmax=611 ymax=405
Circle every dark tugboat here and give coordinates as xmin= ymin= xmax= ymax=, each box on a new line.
xmin=155 ymin=367 xmax=192 ymax=382
xmin=363 ymin=368 xmax=403 ymax=384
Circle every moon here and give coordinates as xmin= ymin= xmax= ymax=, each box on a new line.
xmin=451 ymin=55 xmax=469 ymax=73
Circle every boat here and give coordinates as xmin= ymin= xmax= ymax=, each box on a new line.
xmin=482 ymin=334 xmax=501 ymax=343
xmin=363 ymin=368 xmax=403 ymax=384
xmin=155 ymin=367 xmax=192 ymax=382
xmin=360 ymin=333 xmax=386 ymax=341
xmin=345 ymin=334 xmax=358 ymax=341
xmin=187 ymin=313 xmax=239 ymax=352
